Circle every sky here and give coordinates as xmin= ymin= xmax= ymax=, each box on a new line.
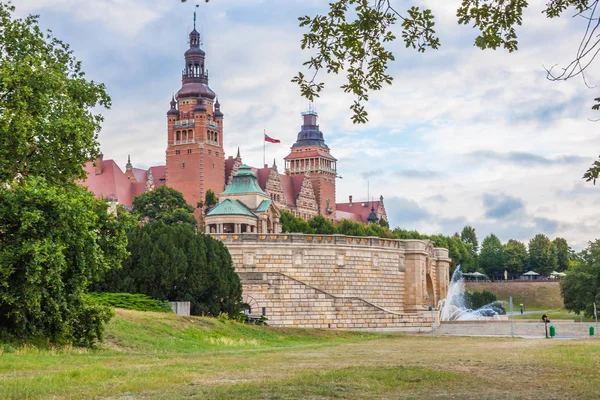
xmin=17 ymin=0 xmax=600 ymax=250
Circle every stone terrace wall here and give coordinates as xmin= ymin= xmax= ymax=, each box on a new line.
xmin=212 ymin=233 xmax=451 ymax=330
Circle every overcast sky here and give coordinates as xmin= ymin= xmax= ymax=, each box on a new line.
xmin=18 ymin=0 xmax=600 ymax=249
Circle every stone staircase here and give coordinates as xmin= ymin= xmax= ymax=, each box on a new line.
xmin=239 ymin=271 xmax=434 ymax=331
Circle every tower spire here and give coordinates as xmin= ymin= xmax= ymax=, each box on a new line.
xmin=193 ymin=4 xmax=199 ymax=30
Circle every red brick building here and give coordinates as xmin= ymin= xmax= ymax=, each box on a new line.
xmin=81 ymin=25 xmax=387 ymax=225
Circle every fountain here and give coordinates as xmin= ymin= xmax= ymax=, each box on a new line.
xmin=438 ymin=266 xmax=506 ymax=321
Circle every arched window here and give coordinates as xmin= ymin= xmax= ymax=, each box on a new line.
xmin=176 ymin=131 xmax=181 ymax=141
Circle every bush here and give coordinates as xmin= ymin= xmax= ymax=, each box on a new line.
xmin=464 ymin=290 xmax=506 ymax=314
xmin=86 ymin=293 xmax=172 ymax=313
xmin=95 ymin=221 xmax=242 ymax=317
xmin=0 ymin=177 xmax=129 ymax=346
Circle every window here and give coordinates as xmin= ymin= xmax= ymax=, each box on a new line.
xmin=208 ymin=150 xmax=211 ymax=155
xmin=182 ymin=162 xmax=185 ymax=168
xmin=175 ymin=150 xmax=180 ymax=155
xmin=187 ymin=149 xmax=192 ymax=154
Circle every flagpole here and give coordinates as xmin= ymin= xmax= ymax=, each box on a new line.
xmin=263 ymin=128 xmax=266 ymax=166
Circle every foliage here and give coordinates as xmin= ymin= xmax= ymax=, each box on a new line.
xmin=460 ymin=225 xmax=479 ymax=256
xmin=307 ymin=215 xmax=337 ymax=234
xmin=132 ymin=185 xmax=196 ymax=226
xmin=504 ymin=239 xmax=528 ymax=274
xmin=0 ymin=176 xmax=130 ymax=346
xmin=560 ymin=239 xmax=600 ymax=317
xmin=198 ymin=189 xmax=218 ymax=215
xmin=95 ymin=221 xmax=242 ymax=317
xmin=280 ymin=210 xmax=312 ymax=234
xmin=464 ymin=290 xmax=505 ymax=314
xmin=479 ymin=234 xmax=505 ymax=277
xmin=0 ymin=3 xmax=110 ymax=185
xmin=378 ymin=217 xmax=389 ymax=228
xmin=86 ymin=292 xmax=172 ymax=313
xmin=528 ymin=234 xmax=558 ymax=276
xmin=553 ymin=237 xmax=571 ymax=271
xmin=292 ymin=0 xmax=438 ymax=123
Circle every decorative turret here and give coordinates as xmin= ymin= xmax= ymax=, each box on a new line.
xmin=214 ymin=98 xmax=224 ymax=118
xmin=367 ymin=204 xmax=378 ymax=223
xmin=177 ymin=11 xmax=215 ymax=100
xmin=167 ymin=96 xmax=178 ymax=116
xmin=125 ymin=154 xmax=137 ymax=182
xmin=284 ymin=108 xmax=337 ymax=220
xmin=194 ymin=96 xmax=207 ymax=112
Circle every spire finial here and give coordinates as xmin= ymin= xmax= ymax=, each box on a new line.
xmin=193 ymin=4 xmax=199 ymax=30
xmin=236 ymin=147 xmax=240 ymax=158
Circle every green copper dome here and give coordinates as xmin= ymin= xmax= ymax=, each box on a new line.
xmin=221 ymin=164 xmax=267 ymax=195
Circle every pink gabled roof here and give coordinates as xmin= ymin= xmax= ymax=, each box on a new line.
xmin=82 ymin=160 xmax=134 ymax=207
xmin=149 ymin=165 xmax=166 ymax=186
xmin=132 ymin=167 xmax=147 ymax=182
xmin=279 ymin=174 xmax=296 ymax=206
xmin=335 ymin=210 xmax=361 ymax=222
xmin=224 ymin=156 xmax=235 ymax=185
xmin=336 ymin=201 xmax=382 ymax=223
xmin=132 ymin=181 xmax=147 ymax=197
xmin=291 ymin=175 xmax=305 ymax=202
xmin=255 ymin=167 xmax=271 ymax=189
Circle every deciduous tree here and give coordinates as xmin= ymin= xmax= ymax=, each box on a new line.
xmin=561 ymin=239 xmax=600 ymax=317
xmin=132 ymin=186 xmax=196 ymax=226
xmin=0 ymin=3 xmax=110 ymax=185
xmin=479 ymin=234 xmax=505 ymax=278
xmin=0 ymin=177 xmax=130 ymax=346
xmin=529 ymin=234 xmax=559 ymax=276
xmin=553 ymin=237 xmax=571 ymax=272
xmin=504 ymin=239 xmax=528 ymax=274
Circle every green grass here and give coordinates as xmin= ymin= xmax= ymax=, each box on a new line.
xmin=508 ymin=308 xmax=597 ymax=322
xmin=86 ymin=292 xmax=172 ymax=312
xmin=2 ymin=309 xmax=600 ymax=399
xmin=465 ymin=281 xmax=564 ymax=309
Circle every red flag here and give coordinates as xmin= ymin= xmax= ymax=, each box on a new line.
xmin=264 ymin=133 xmax=280 ymax=143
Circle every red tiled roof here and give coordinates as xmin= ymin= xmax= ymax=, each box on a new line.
xmin=291 ymin=175 xmax=305 ymax=202
xmin=149 ymin=165 xmax=166 ymax=186
xmin=255 ymin=167 xmax=271 ymax=189
xmin=224 ymin=156 xmax=235 ymax=185
xmin=284 ymin=149 xmax=337 ymax=161
xmin=279 ymin=174 xmax=296 ymax=206
xmin=131 ymin=167 xmax=147 ymax=182
xmin=132 ymin=181 xmax=147 ymax=197
xmin=335 ymin=210 xmax=361 ymax=222
xmin=336 ymin=201 xmax=382 ymax=223
xmin=82 ymin=160 xmax=134 ymax=207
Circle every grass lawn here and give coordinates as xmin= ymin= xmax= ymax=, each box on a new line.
xmin=1 ymin=309 xmax=600 ymax=399
xmin=508 ymin=308 xmax=597 ymax=322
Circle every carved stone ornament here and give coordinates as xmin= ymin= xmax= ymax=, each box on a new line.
xmin=293 ymin=250 xmax=303 ymax=266
xmin=336 ymin=251 xmax=345 ymax=267
xmin=243 ymin=251 xmax=255 ymax=267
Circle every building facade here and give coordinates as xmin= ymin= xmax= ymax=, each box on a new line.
xmin=82 ymin=25 xmax=388 ymax=225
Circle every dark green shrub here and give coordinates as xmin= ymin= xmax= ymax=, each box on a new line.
xmin=465 ymin=290 xmax=506 ymax=314
xmin=86 ymin=293 xmax=171 ymax=313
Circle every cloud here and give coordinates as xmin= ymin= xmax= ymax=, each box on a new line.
xmin=360 ymin=169 xmax=383 ymax=180
xmin=482 ymin=193 xmax=525 ymax=219
xmin=385 ymin=196 xmax=432 ymax=226
xmin=468 ymin=151 xmax=588 ymax=167
xmin=16 ymin=0 xmax=600 ymax=251
xmin=393 ymin=169 xmax=442 ymax=180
